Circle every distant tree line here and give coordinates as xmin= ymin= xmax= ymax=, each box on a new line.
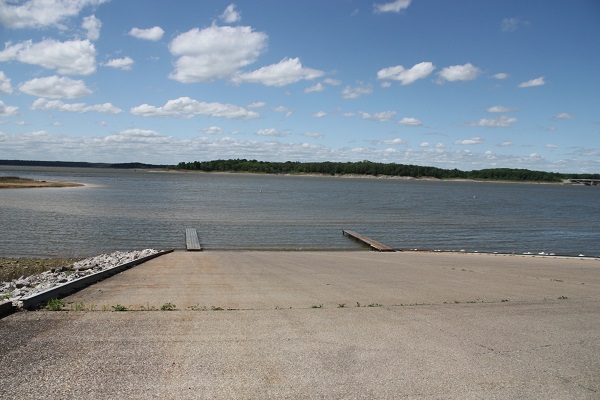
xmin=172 ymin=159 xmax=600 ymax=182
xmin=3 ymin=158 xmax=598 ymax=182
xmin=0 ymin=160 xmax=167 ymax=169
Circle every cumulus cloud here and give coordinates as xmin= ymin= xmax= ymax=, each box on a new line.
xmin=31 ymin=98 xmax=122 ymax=114
xmin=493 ymin=72 xmax=509 ymax=80
xmin=383 ymin=138 xmax=405 ymax=145
xmin=19 ymin=76 xmax=92 ymax=99
xmin=305 ymin=82 xmax=325 ymax=93
xmin=374 ymin=0 xmax=411 ymax=13
xmin=455 ymin=137 xmax=483 ymax=145
xmin=0 ymin=0 xmax=108 ymax=29
xmin=377 ymin=62 xmax=435 ymax=85
xmin=0 ymin=100 xmax=19 ymax=116
xmin=247 ymin=102 xmax=266 ymax=109
xmin=169 ymin=25 xmax=267 ymax=83
xmin=256 ymin=128 xmax=288 ymax=137
xmin=486 ymin=105 xmax=516 ymax=113
xmin=501 ymin=17 xmax=529 ymax=32
xmin=518 ymin=77 xmax=545 ymax=87
xmin=437 ymin=63 xmax=481 ymax=83
xmin=342 ymin=83 xmax=373 ymax=99
xmin=202 ymin=126 xmax=224 ymax=135
xmin=130 ymin=96 xmax=259 ymax=120
xmin=129 ymin=26 xmax=164 ymax=41
xmin=0 ymin=39 xmax=96 ymax=75
xmin=554 ymin=113 xmax=574 ymax=119
xmin=105 ymin=57 xmax=134 ymax=70
xmin=303 ymin=132 xmax=324 ymax=139
xmin=324 ymin=78 xmax=341 ymax=86
xmin=220 ymin=4 xmax=241 ymax=23
xmin=234 ymin=57 xmax=324 ymax=86
xmin=399 ymin=117 xmax=422 ymax=126
xmin=359 ymin=110 xmax=396 ymax=122
xmin=82 ymin=15 xmax=101 ymax=41
xmin=273 ymin=106 xmax=292 ymax=117
xmin=498 ymin=141 xmax=513 ymax=147
xmin=105 ymin=129 xmax=168 ymax=144
xmin=465 ymin=116 xmax=517 ymax=127
xmin=0 ymin=72 xmax=12 ymax=94
xmin=313 ymin=111 xmax=327 ymax=118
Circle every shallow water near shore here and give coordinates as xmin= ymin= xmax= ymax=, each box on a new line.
xmin=1 ymin=166 xmax=599 ymax=258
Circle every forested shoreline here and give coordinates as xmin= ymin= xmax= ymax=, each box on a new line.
xmin=2 ymin=159 xmax=599 ymax=182
xmin=172 ymin=159 xmax=600 ymax=182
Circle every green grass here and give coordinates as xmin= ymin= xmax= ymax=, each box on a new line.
xmin=111 ymin=304 xmax=128 ymax=311
xmin=161 ymin=302 xmax=176 ymax=311
xmin=46 ymin=298 xmax=65 ymax=311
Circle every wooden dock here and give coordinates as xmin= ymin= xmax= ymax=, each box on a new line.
xmin=185 ymin=228 xmax=202 ymax=251
xmin=342 ymin=230 xmax=395 ymax=252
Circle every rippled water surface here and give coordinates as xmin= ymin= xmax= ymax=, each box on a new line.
xmin=1 ymin=166 xmax=599 ymax=257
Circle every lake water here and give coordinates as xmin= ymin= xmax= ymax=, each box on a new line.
xmin=1 ymin=166 xmax=599 ymax=258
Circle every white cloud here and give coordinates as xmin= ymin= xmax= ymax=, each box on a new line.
xmin=377 ymin=62 xmax=435 ymax=85
xmin=105 ymin=129 xmax=168 ymax=144
xmin=455 ymin=137 xmax=483 ymax=145
xmin=399 ymin=117 xmax=422 ymax=126
xmin=437 ymin=63 xmax=481 ymax=83
xmin=0 ymin=39 xmax=96 ymax=75
xmin=501 ymin=17 xmax=528 ymax=32
xmin=342 ymin=83 xmax=373 ymax=99
xmin=420 ymin=142 xmax=429 ymax=148
xmin=105 ymin=57 xmax=134 ymax=70
xmin=0 ymin=101 xmax=19 ymax=116
xmin=486 ymin=105 xmax=516 ymax=113
xmin=130 ymin=96 xmax=259 ymax=120
xmin=554 ymin=113 xmax=574 ymax=119
xmin=493 ymin=72 xmax=509 ymax=80
xmin=234 ymin=57 xmax=324 ymax=87
xmin=129 ymin=26 xmax=165 ymax=41
xmin=31 ymin=98 xmax=122 ymax=114
xmin=324 ymin=78 xmax=341 ymax=86
xmin=0 ymin=0 xmax=107 ymax=29
xmin=359 ymin=110 xmax=396 ymax=122
xmin=273 ymin=106 xmax=292 ymax=117
xmin=518 ymin=76 xmax=545 ymax=87
xmin=465 ymin=116 xmax=517 ymax=127
xmin=313 ymin=111 xmax=327 ymax=118
xmin=374 ymin=0 xmax=411 ymax=13
xmin=383 ymin=138 xmax=405 ymax=145
xmin=202 ymin=126 xmax=224 ymax=135
xmin=545 ymin=144 xmax=558 ymax=148
xmin=82 ymin=15 xmax=101 ymax=41
xmin=303 ymin=132 xmax=324 ymax=139
xmin=220 ymin=4 xmax=241 ymax=23
xmin=169 ymin=25 xmax=267 ymax=83
xmin=498 ymin=141 xmax=513 ymax=147
xmin=0 ymin=71 xmax=12 ymax=94
xmin=19 ymin=76 xmax=92 ymax=99
xmin=305 ymin=82 xmax=325 ymax=93
xmin=247 ymin=102 xmax=266 ymax=109
xmin=256 ymin=128 xmax=288 ymax=137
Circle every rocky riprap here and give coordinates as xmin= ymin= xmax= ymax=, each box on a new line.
xmin=1 ymin=249 xmax=159 ymax=307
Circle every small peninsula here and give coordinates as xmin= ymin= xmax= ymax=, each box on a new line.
xmin=0 ymin=176 xmax=83 ymax=189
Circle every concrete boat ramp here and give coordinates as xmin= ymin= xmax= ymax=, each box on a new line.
xmin=1 ymin=250 xmax=599 ymax=399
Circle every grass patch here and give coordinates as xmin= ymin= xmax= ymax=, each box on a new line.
xmin=0 ymin=257 xmax=82 ymax=281
xmin=112 ymin=304 xmax=128 ymax=311
xmin=46 ymin=298 xmax=65 ymax=311
xmin=161 ymin=302 xmax=176 ymax=311
xmin=311 ymin=304 xmax=323 ymax=309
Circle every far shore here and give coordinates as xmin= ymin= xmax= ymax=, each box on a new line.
xmin=154 ymin=168 xmax=569 ymax=185
xmin=0 ymin=176 xmax=84 ymax=189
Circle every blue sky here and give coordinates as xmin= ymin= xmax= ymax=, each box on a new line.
xmin=0 ymin=0 xmax=598 ymax=172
